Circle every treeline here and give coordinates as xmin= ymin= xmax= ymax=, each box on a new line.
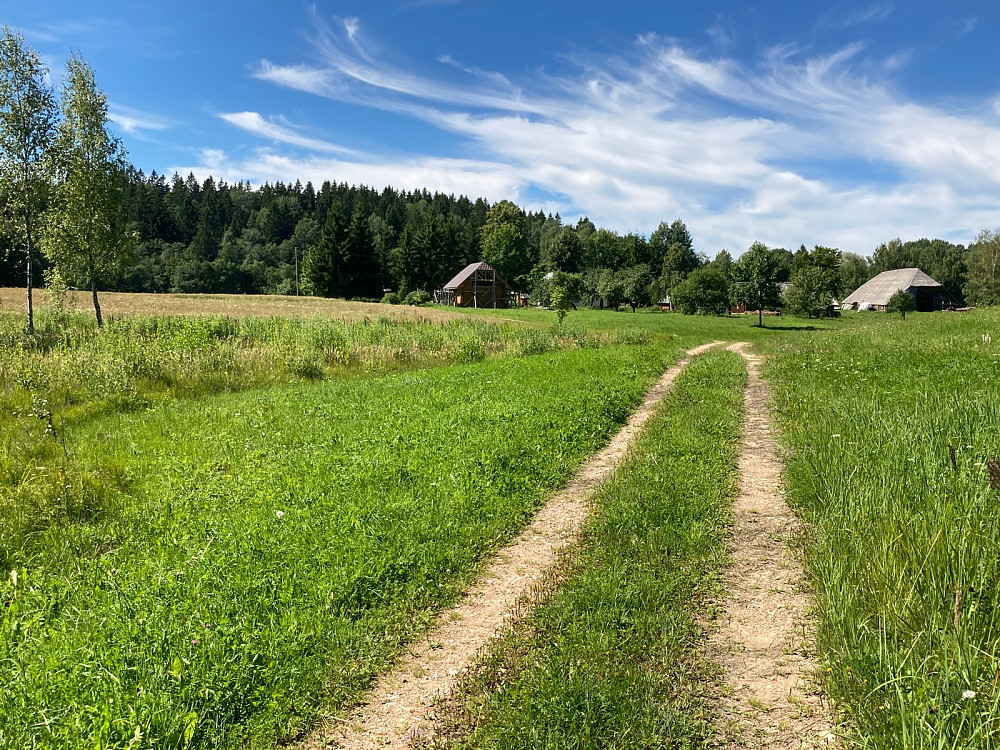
xmin=2 ymin=164 xmax=705 ymax=305
xmin=7 ymin=161 xmax=1000 ymax=312
xmin=670 ymin=233 xmax=1000 ymax=317
xmin=6 ymin=25 xmax=1000 ymax=326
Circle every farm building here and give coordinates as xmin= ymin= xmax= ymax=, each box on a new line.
xmin=435 ymin=262 xmax=512 ymax=308
xmin=842 ymin=268 xmax=956 ymax=312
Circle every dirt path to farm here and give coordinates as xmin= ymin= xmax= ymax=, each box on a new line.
xmin=709 ymin=342 xmax=837 ymax=748
xmin=294 ymin=341 xmax=724 ymax=750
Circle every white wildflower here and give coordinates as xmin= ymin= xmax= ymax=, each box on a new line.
xmin=962 ymin=689 xmax=977 ymax=700
xmin=275 ymin=510 xmax=285 ymax=519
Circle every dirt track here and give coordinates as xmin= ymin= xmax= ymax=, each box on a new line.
xmin=294 ymin=342 xmax=724 ymax=750
xmin=708 ymin=343 xmax=837 ymax=748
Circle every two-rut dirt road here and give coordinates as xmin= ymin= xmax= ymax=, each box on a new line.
xmin=295 ymin=341 xmax=837 ymax=750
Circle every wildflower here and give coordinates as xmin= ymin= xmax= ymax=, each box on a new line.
xmin=962 ymin=690 xmax=977 ymax=700
xmin=191 ymin=639 xmax=199 ymax=646
xmin=276 ymin=510 xmax=285 ymax=519
xmin=831 ymin=434 xmax=841 ymax=438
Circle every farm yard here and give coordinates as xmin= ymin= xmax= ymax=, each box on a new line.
xmin=1 ymin=293 xmax=999 ymax=749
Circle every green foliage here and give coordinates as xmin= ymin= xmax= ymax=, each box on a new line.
xmin=887 ymin=288 xmax=916 ymax=319
xmin=964 ymin=228 xmax=1000 ymax=306
xmin=784 ymin=266 xmax=834 ymax=318
xmin=840 ymin=252 xmax=871 ymax=299
xmin=0 ymin=339 xmax=674 ymax=748
xmin=40 ymin=53 xmax=135 ymax=328
xmin=481 ymin=200 xmax=530 ymax=287
xmin=872 ymin=237 xmax=967 ymax=305
xmin=436 ymin=351 xmax=745 ymax=749
xmin=765 ymin=310 xmax=1000 ymax=748
xmin=301 ymin=200 xmax=379 ymax=299
xmin=380 ymin=291 xmax=401 ymax=305
xmin=0 ymin=26 xmax=58 ymax=334
xmin=547 ymin=226 xmax=583 ymax=273
xmin=671 ymin=266 xmax=730 ymax=314
xmin=550 ymin=284 xmax=570 ymax=324
xmin=403 ymin=289 xmax=431 ymax=306
xmin=732 ymin=241 xmax=784 ymax=326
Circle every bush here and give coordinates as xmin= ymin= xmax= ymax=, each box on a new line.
xmin=380 ymin=292 xmax=401 ymax=305
xmin=404 ymin=290 xmax=432 ymax=306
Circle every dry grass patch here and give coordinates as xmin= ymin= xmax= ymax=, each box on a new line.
xmin=0 ymin=287 xmax=474 ymax=323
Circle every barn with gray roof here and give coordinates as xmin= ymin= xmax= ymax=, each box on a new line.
xmin=842 ymin=268 xmax=956 ymax=312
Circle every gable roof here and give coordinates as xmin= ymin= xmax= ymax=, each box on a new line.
xmin=442 ymin=262 xmax=507 ymax=290
xmin=842 ymin=268 xmax=943 ymax=306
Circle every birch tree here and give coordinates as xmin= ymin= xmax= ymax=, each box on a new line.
xmin=41 ymin=52 xmax=133 ymax=328
xmin=0 ymin=27 xmax=58 ymax=334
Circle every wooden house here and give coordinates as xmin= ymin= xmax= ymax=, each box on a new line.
xmin=435 ymin=262 xmax=511 ymax=309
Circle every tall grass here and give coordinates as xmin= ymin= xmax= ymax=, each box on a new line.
xmin=0 ymin=310 xmax=610 ymax=556
xmin=765 ymin=310 xmax=1000 ymax=748
xmin=432 ymin=350 xmax=746 ymax=749
xmin=0 ymin=342 xmax=682 ymax=750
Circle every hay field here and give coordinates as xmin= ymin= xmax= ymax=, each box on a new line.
xmin=0 ymin=287 xmax=470 ymax=323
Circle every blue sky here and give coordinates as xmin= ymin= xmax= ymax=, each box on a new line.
xmin=4 ymin=1 xmax=1000 ymax=256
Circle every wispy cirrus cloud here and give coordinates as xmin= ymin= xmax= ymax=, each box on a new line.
xmin=214 ymin=12 xmax=1000 ymax=253
xmin=109 ymin=104 xmax=173 ymax=135
xmin=218 ymin=111 xmax=359 ymax=156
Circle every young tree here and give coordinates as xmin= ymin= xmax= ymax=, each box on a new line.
xmin=40 ymin=53 xmax=134 ymax=328
xmin=0 ymin=27 xmax=58 ymax=334
xmin=671 ymin=266 xmax=730 ymax=314
xmin=965 ymin=228 xmax=1000 ymax=306
xmin=887 ymin=288 xmax=915 ymax=320
xmin=732 ymin=241 xmax=783 ymax=327
xmin=783 ymin=266 xmax=832 ymax=318
xmin=550 ymin=283 xmax=571 ymax=325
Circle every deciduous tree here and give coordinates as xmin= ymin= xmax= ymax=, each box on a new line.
xmin=0 ymin=27 xmax=58 ymax=334
xmin=887 ymin=288 xmax=915 ymax=320
xmin=671 ymin=266 xmax=730 ymax=314
xmin=732 ymin=241 xmax=783 ymax=327
xmin=964 ymin=228 xmax=1000 ymax=306
xmin=40 ymin=53 xmax=134 ymax=328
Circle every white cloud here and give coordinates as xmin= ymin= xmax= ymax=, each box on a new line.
xmin=218 ymin=111 xmax=359 ymax=156
xmin=233 ymin=13 xmax=1000 ymax=254
xmin=109 ymin=104 xmax=172 ymax=134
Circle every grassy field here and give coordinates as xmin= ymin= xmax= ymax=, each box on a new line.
xmin=0 ymin=302 xmax=685 ymax=748
xmin=0 ymin=287 xmax=469 ymax=323
xmin=764 ymin=310 xmax=1000 ymax=748
xmin=0 ymin=308 xmax=615 ymax=558
xmin=5 ymin=287 xmax=998 ymax=748
xmin=431 ymin=350 xmax=746 ymax=749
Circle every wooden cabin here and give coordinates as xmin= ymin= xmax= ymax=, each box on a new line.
xmin=435 ymin=262 xmax=511 ymax=309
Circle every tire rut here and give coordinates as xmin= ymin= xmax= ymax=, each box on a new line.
xmin=293 ymin=341 xmax=725 ymax=750
xmin=708 ymin=342 xmax=837 ymax=749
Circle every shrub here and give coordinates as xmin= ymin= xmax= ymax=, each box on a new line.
xmin=404 ymin=290 xmax=431 ymax=306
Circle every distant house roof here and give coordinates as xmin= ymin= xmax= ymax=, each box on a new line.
xmin=442 ymin=262 xmax=507 ymax=290
xmin=842 ymin=268 xmax=943 ymax=306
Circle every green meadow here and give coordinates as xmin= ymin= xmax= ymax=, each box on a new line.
xmin=2 ymin=300 xmax=999 ymax=748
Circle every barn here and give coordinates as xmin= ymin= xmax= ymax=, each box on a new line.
xmin=435 ymin=262 xmax=512 ymax=309
xmin=842 ymin=268 xmax=956 ymax=312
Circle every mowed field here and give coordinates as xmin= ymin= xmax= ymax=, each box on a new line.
xmin=2 ymin=291 xmax=999 ymax=749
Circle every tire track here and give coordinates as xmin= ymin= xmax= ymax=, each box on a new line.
xmin=709 ymin=342 xmax=837 ymax=749
xmin=294 ymin=341 xmax=724 ymax=750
